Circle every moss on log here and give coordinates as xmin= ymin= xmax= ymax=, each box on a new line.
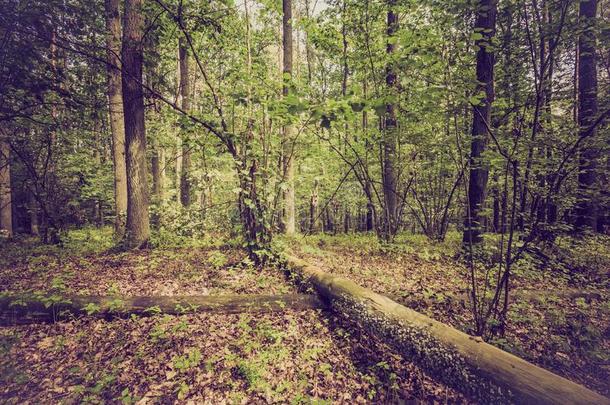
xmin=0 ymin=293 xmax=325 ymax=326
xmin=284 ymin=255 xmax=609 ymax=405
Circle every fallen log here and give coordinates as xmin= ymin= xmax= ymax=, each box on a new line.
xmin=0 ymin=293 xmax=325 ymax=326
xmin=284 ymin=254 xmax=609 ymax=405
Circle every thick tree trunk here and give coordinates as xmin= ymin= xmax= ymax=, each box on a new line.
xmin=121 ymin=0 xmax=150 ymax=249
xmin=575 ymin=0 xmax=599 ymax=232
xmin=285 ymin=255 xmax=610 ymax=405
xmin=382 ymin=0 xmax=399 ymax=241
xmin=0 ymin=294 xmax=324 ymax=326
xmin=0 ymin=139 xmax=12 ymax=238
xmin=105 ymin=0 xmax=128 ymax=238
xmin=463 ymin=0 xmax=497 ymax=245
xmin=178 ymin=36 xmax=191 ymax=207
xmin=282 ymin=0 xmax=296 ymax=235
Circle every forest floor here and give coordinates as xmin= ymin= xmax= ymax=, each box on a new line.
xmin=284 ymin=231 xmax=610 ymax=397
xmin=0 ymin=228 xmax=608 ymax=403
xmin=0 ymin=228 xmax=466 ymax=404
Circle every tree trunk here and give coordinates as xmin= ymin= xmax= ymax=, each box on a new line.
xmin=362 ymin=83 xmax=375 ymax=233
xmin=151 ymin=141 xmax=162 ymax=227
xmin=178 ymin=36 xmax=191 ymax=207
xmin=282 ymin=0 xmax=296 ymax=235
xmin=575 ymin=0 xmax=599 ymax=232
xmin=309 ymin=179 xmax=319 ymax=232
xmin=39 ymin=32 xmax=60 ymax=245
xmin=151 ymin=143 xmax=162 ymax=199
xmin=492 ymin=173 xmax=500 ymax=232
xmin=0 ymin=139 xmax=12 ymax=238
xmin=105 ymin=0 xmax=127 ymax=238
xmin=344 ymin=207 xmax=351 ymax=233
xmin=304 ymin=0 xmax=314 ymax=84
xmin=0 ymin=294 xmax=324 ymax=326
xmin=93 ymin=120 xmax=104 ymax=227
xmin=545 ymin=3 xmax=557 ymax=226
xmin=285 ymin=255 xmax=610 ymax=405
xmin=463 ymin=0 xmax=497 ymax=245
xmin=28 ymin=187 xmax=39 ymax=236
xmin=121 ymin=0 xmax=150 ymax=249
xmin=382 ymin=0 xmax=399 ymax=241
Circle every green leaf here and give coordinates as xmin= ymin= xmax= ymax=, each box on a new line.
xmin=470 ymin=32 xmax=484 ymax=41
xmin=350 ymin=102 xmax=365 ymax=112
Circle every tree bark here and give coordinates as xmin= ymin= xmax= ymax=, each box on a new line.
xmin=151 ymin=141 xmax=162 ymax=228
xmin=304 ymin=0 xmax=314 ymax=84
xmin=544 ymin=2 xmax=557 ymax=226
xmin=362 ymin=83 xmax=375 ymax=233
xmin=105 ymin=0 xmax=128 ymax=238
xmin=575 ymin=0 xmax=599 ymax=232
xmin=309 ymin=179 xmax=319 ymax=232
xmin=282 ymin=0 xmax=296 ymax=235
xmin=178 ymin=36 xmax=191 ymax=207
xmin=28 ymin=187 xmax=39 ymax=236
xmin=0 ymin=139 xmax=12 ymax=238
xmin=463 ymin=0 xmax=497 ymax=245
xmin=382 ymin=0 xmax=399 ymax=241
xmin=151 ymin=143 xmax=162 ymax=199
xmin=121 ymin=0 xmax=150 ymax=249
xmin=0 ymin=294 xmax=324 ymax=326
xmin=492 ymin=175 xmax=500 ymax=232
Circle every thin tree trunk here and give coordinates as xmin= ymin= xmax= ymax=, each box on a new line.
xmin=121 ymin=0 xmax=150 ymax=248
xmin=105 ymin=0 xmax=127 ymax=238
xmin=174 ymin=47 xmax=182 ymax=204
xmin=0 ymin=139 xmax=12 ymax=238
xmin=28 ymin=187 xmax=39 ymax=236
xmin=575 ymin=0 xmax=599 ymax=231
xmin=363 ymin=82 xmax=375 ymax=232
xmin=151 ymin=140 xmax=162 ymax=227
xmin=151 ymin=143 xmax=162 ymax=199
xmin=463 ymin=0 xmax=497 ymax=245
xmin=282 ymin=0 xmax=296 ymax=234
xmin=543 ymin=1 xmax=557 ymax=226
xmin=93 ymin=122 xmax=103 ymax=227
xmin=382 ymin=0 xmax=399 ymax=241
xmin=178 ymin=36 xmax=191 ymax=207
xmin=39 ymin=31 xmax=60 ymax=244
xmin=493 ymin=174 xmax=500 ymax=232
xmin=304 ymin=0 xmax=314 ymax=84
xmin=309 ymin=179 xmax=319 ymax=232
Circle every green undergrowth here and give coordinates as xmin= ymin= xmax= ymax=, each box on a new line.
xmin=278 ymin=231 xmax=462 ymax=262
xmin=0 ymin=227 xmax=291 ymax=297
